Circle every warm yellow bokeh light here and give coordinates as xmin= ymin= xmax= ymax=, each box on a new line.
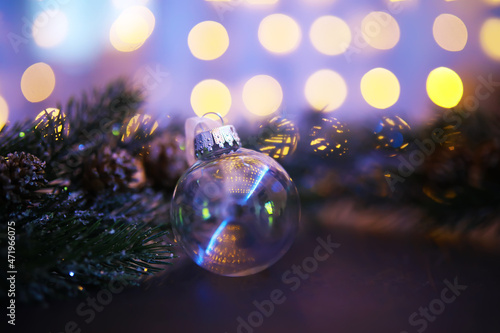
xmin=305 ymin=69 xmax=347 ymax=112
xmin=35 ymin=108 xmax=62 ymax=122
xmin=35 ymin=108 xmax=69 ymax=137
xmin=110 ymin=6 xmax=155 ymax=52
xmin=21 ymin=62 xmax=56 ymax=103
xmin=191 ymin=80 xmax=232 ymax=117
xmin=480 ymin=18 xmax=500 ymax=61
xmin=360 ymin=68 xmax=400 ymax=109
xmin=242 ymin=75 xmax=283 ymax=116
xmin=361 ymin=11 xmax=400 ymax=50
xmin=33 ymin=10 xmax=69 ymax=48
xmin=258 ymin=14 xmax=301 ymax=54
xmin=188 ymin=21 xmax=229 ymax=61
xmin=0 ymin=96 xmax=8 ymax=132
xmin=310 ymin=16 xmax=351 ymax=55
xmin=433 ymin=14 xmax=468 ymax=52
xmin=483 ymin=0 xmax=500 ymax=5
xmin=426 ymin=67 xmax=464 ymax=108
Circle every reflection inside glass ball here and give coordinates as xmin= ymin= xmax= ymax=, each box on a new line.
xmin=171 ymin=148 xmax=300 ymax=276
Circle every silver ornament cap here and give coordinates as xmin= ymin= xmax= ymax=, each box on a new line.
xmin=194 ymin=125 xmax=241 ymax=159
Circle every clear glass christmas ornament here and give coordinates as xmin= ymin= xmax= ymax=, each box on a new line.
xmin=171 ymin=117 xmax=300 ymax=277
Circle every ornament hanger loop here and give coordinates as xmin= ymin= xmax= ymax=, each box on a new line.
xmin=201 ymin=112 xmax=224 ymax=126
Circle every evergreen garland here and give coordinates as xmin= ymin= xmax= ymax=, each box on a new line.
xmin=0 ymin=80 xmax=176 ymax=302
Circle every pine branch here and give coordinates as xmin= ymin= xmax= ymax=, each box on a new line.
xmin=0 ymin=80 xmax=177 ymax=302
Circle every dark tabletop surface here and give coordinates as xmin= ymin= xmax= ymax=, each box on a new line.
xmin=14 ymin=218 xmax=500 ymax=333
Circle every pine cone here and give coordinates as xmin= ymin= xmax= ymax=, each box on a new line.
xmin=82 ymin=146 xmax=137 ymax=194
xmin=142 ymin=132 xmax=188 ymax=191
xmin=0 ymin=152 xmax=48 ymax=204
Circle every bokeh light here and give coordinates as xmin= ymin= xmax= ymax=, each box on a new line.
xmin=0 ymin=96 xmax=8 ymax=131
xmin=242 ymin=75 xmax=283 ymax=116
xmin=35 ymin=108 xmax=69 ymax=137
xmin=191 ymin=80 xmax=232 ymax=118
xmin=433 ymin=14 xmax=468 ymax=52
xmin=480 ymin=18 xmax=500 ymax=61
xmin=361 ymin=11 xmax=400 ymax=50
xmin=426 ymin=67 xmax=464 ymax=108
xmin=483 ymin=0 xmax=500 ymax=4
xmin=21 ymin=62 xmax=56 ymax=103
xmin=33 ymin=10 xmax=69 ymax=48
xmin=188 ymin=21 xmax=229 ymax=61
xmin=360 ymin=68 xmax=400 ymax=109
xmin=305 ymin=69 xmax=347 ymax=112
xmin=35 ymin=108 xmax=62 ymax=123
xmin=258 ymin=14 xmax=301 ymax=54
xmin=310 ymin=16 xmax=351 ymax=56
xmin=110 ymin=5 xmax=155 ymax=52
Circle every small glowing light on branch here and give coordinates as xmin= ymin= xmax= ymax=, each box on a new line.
xmin=33 ymin=10 xmax=69 ymax=48
xmin=258 ymin=14 xmax=301 ymax=54
xmin=360 ymin=68 xmax=400 ymax=109
xmin=110 ymin=6 xmax=155 ymax=52
xmin=310 ymin=16 xmax=351 ymax=56
xmin=188 ymin=21 xmax=229 ymax=61
xmin=480 ymin=18 xmax=500 ymax=61
xmin=426 ymin=67 xmax=463 ymax=108
xmin=433 ymin=14 xmax=468 ymax=52
xmin=21 ymin=62 xmax=56 ymax=103
xmin=305 ymin=69 xmax=347 ymax=112
xmin=0 ymin=96 xmax=8 ymax=131
xmin=243 ymin=75 xmax=283 ymax=116
xmin=191 ymin=80 xmax=232 ymax=118
xmin=361 ymin=11 xmax=400 ymax=50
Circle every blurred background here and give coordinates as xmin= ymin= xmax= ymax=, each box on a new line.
xmin=3 ymin=2 xmax=500 ymax=332
xmin=0 ymin=0 xmax=499 ymax=130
